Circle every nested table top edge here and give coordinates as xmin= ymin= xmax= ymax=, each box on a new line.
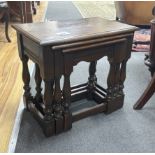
xmin=12 ymin=17 xmax=138 ymax=47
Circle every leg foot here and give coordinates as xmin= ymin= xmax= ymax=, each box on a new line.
xmin=42 ymin=120 xmax=55 ymax=137
xmin=106 ymin=95 xmax=124 ymax=114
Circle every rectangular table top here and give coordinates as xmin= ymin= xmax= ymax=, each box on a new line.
xmin=12 ymin=17 xmax=137 ymax=46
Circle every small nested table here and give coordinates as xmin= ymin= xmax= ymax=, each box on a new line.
xmin=12 ymin=17 xmax=137 ymax=137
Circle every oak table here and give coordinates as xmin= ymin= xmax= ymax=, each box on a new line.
xmin=12 ymin=17 xmax=137 ymax=137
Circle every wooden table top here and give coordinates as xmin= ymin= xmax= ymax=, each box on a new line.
xmin=12 ymin=17 xmax=137 ymax=46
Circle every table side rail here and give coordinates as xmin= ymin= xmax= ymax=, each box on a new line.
xmin=52 ymin=33 xmax=133 ymax=50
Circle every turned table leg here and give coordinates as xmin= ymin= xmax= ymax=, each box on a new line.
xmin=63 ymin=72 xmax=72 ymax=131
xmin=43 ymin=79 xmax=55 ymax=136
xmin=53 ymin=75 xmax=64 ymax=134
xmin=119 ymin=60 xmax=127 ymax=95
xmin=106 ymin=57 xmax=116 ymax=113
xmin=106 ymin=53 xmax=126 ymax=113
xmin=87 ymin=61 xmax=97 ymax=99
xmin=34 ymin=63 xmax=42 ymax=103
xmin=22 ymin=55 xmax=32 ymax=110
xmin=133 ymin=73 xmax=155 ymax=109
xmin=114 ymin=62 xmax=121 ymax=96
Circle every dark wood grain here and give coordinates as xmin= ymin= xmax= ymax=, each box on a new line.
xmin=87 ymin=61 xmax=97 ymax=100
xmin=34 ymin=63 xmax=42 ymax=103
xmin=13 ymin=17 xmax=137 ymax=137
xmin=12 ymin=17 xmax=137 ymax=46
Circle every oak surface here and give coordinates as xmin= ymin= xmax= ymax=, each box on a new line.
xmin=12 ymin=17 xmax=136 ymax=46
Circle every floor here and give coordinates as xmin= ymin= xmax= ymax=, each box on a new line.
xmin=0 ymin=1 xmax=47 ymax=152
xmin=15 ymin=52 xmax=155 ymax=153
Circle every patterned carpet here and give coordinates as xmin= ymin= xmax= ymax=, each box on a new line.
xmin=132 ymin=29 xmax=151 ymax=52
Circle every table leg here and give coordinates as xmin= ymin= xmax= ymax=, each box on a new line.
xmin=119 ymin=60 xmax=127 ymax=95
xmin=22 ymin=55 xmax=32 ymax=110
xmin=63 ymin=72 xmax=72 ymax=131
xmin=106 ymin=56 xmax=124 ymax=113
xmin=133 ymin=73 xmax=155 ymax=109
xmin=87 ymin=61 xmax=97 ymax=99
xmin=53 ymin=75 xmax=64 ymax=134
xmin=106 ymin=57 xmax=115 ymax=111
xmin=34 ymin=63 xmax=42 ymax=103
xmin=43 ymin=79 xmax=55 ymax=136
xmin=114 ymin=62 xmax=120 ymax=97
